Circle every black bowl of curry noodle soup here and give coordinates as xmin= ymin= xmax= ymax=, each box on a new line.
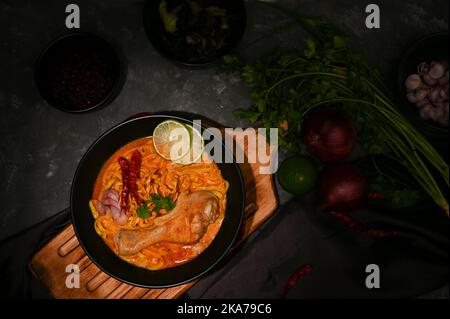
xmin=71 ymin=114 xmax=245 ymax=288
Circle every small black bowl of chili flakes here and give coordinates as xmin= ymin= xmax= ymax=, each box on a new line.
xmin=35 ymin=32 xmax=123 ymax=113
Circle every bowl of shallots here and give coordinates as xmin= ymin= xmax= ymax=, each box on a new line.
xmin=398 ymin=33 xmax=448 ymax=139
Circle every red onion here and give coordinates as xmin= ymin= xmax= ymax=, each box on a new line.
xmin=319 ymin=163 xmax=368 ymax=212
xmin=304 ymin=108 xmax=357 ymax=162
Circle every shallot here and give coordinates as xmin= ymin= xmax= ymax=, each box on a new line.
xmin=416 ymin=98 xmax=430 ymax=108
xmin=429 ymin=61 xmax=445 ymax=79
xmin=405 ymin=61 xmax=449 ymax=127
xmin=92 ymin=199 xmax=106 ymax=215
xmin=417 ymin=62 xmax=429 ymax=76
xmin=92 ymin=189 xmax=128 ymax=225
xmin=405 ymin=74 xmax=421 ymax=90
xmin=423 ymin=74 xmax=437 ymax=86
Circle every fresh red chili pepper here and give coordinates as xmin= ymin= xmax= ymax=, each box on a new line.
xmin=330 ymin=210 xmax=400 ymax=238
xmin=130 ymin=150 xmax=143 ymax=206
xmin=330 ymin=211 xmax=364 ymax=231
xmin=118 ymin=157 xmax=130 ymax=211
xmin=283 ymin=264 xmax=313 ymax=297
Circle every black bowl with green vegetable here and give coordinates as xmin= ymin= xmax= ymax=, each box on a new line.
xmin=143 ymin=0 xmax=246 ymax=67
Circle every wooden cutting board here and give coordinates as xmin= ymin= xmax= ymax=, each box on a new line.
xmin=29 ymin=131 xmax=279 ymax=299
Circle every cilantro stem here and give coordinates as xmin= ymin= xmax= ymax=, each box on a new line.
xmin=263 ymin=72 xmax=346 ymax=97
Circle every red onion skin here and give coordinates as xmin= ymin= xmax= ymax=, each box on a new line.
xmin=319 ymin=163 xmax=368 ymax=212
xmin=304 ymin=108 xmax=357 ymax=162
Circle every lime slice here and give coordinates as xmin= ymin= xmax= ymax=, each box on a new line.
xmin=153 ymin=120 xmax=190 ymax=161
xmin=175 ymin=124 xmax=205 ymax=165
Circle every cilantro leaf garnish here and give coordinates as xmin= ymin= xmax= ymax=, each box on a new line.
xmin=136 ymin=194 xmax=176 ymax=218
xmin=150 ymin=193 xmax=176 ymax=213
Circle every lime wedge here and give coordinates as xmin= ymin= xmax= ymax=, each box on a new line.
xmin=175 ymin=124 xmax=205 ymax=165
xmin=153 ymin=120 xmax=190 ymax=161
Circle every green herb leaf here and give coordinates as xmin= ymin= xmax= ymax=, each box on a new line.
xmin=136 ymin=195 xmax=176 ymax=219
xmin=333 ymin=35 xmax=348 ymax=49
xmin=149 ymin=193 xmax=176 ymax=213
xmin=136 ymin=205 xmax=151 ymax=218
xmin=304 ymin=38 xmax=316 ymax=58
xmin=370 ymin=175 xmax=421 ymax=207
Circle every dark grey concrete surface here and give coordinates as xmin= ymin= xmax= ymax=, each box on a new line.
xmin=0 ymin=0 xmax=448 ymax=297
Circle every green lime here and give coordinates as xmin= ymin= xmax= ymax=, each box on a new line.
xmin=175 ymin=124 xmax=205 ymax=165
xmin=277 ymin=156 xmax=318 ymax=195
xmin=153 ymin=120 xmax=190 ymax=161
